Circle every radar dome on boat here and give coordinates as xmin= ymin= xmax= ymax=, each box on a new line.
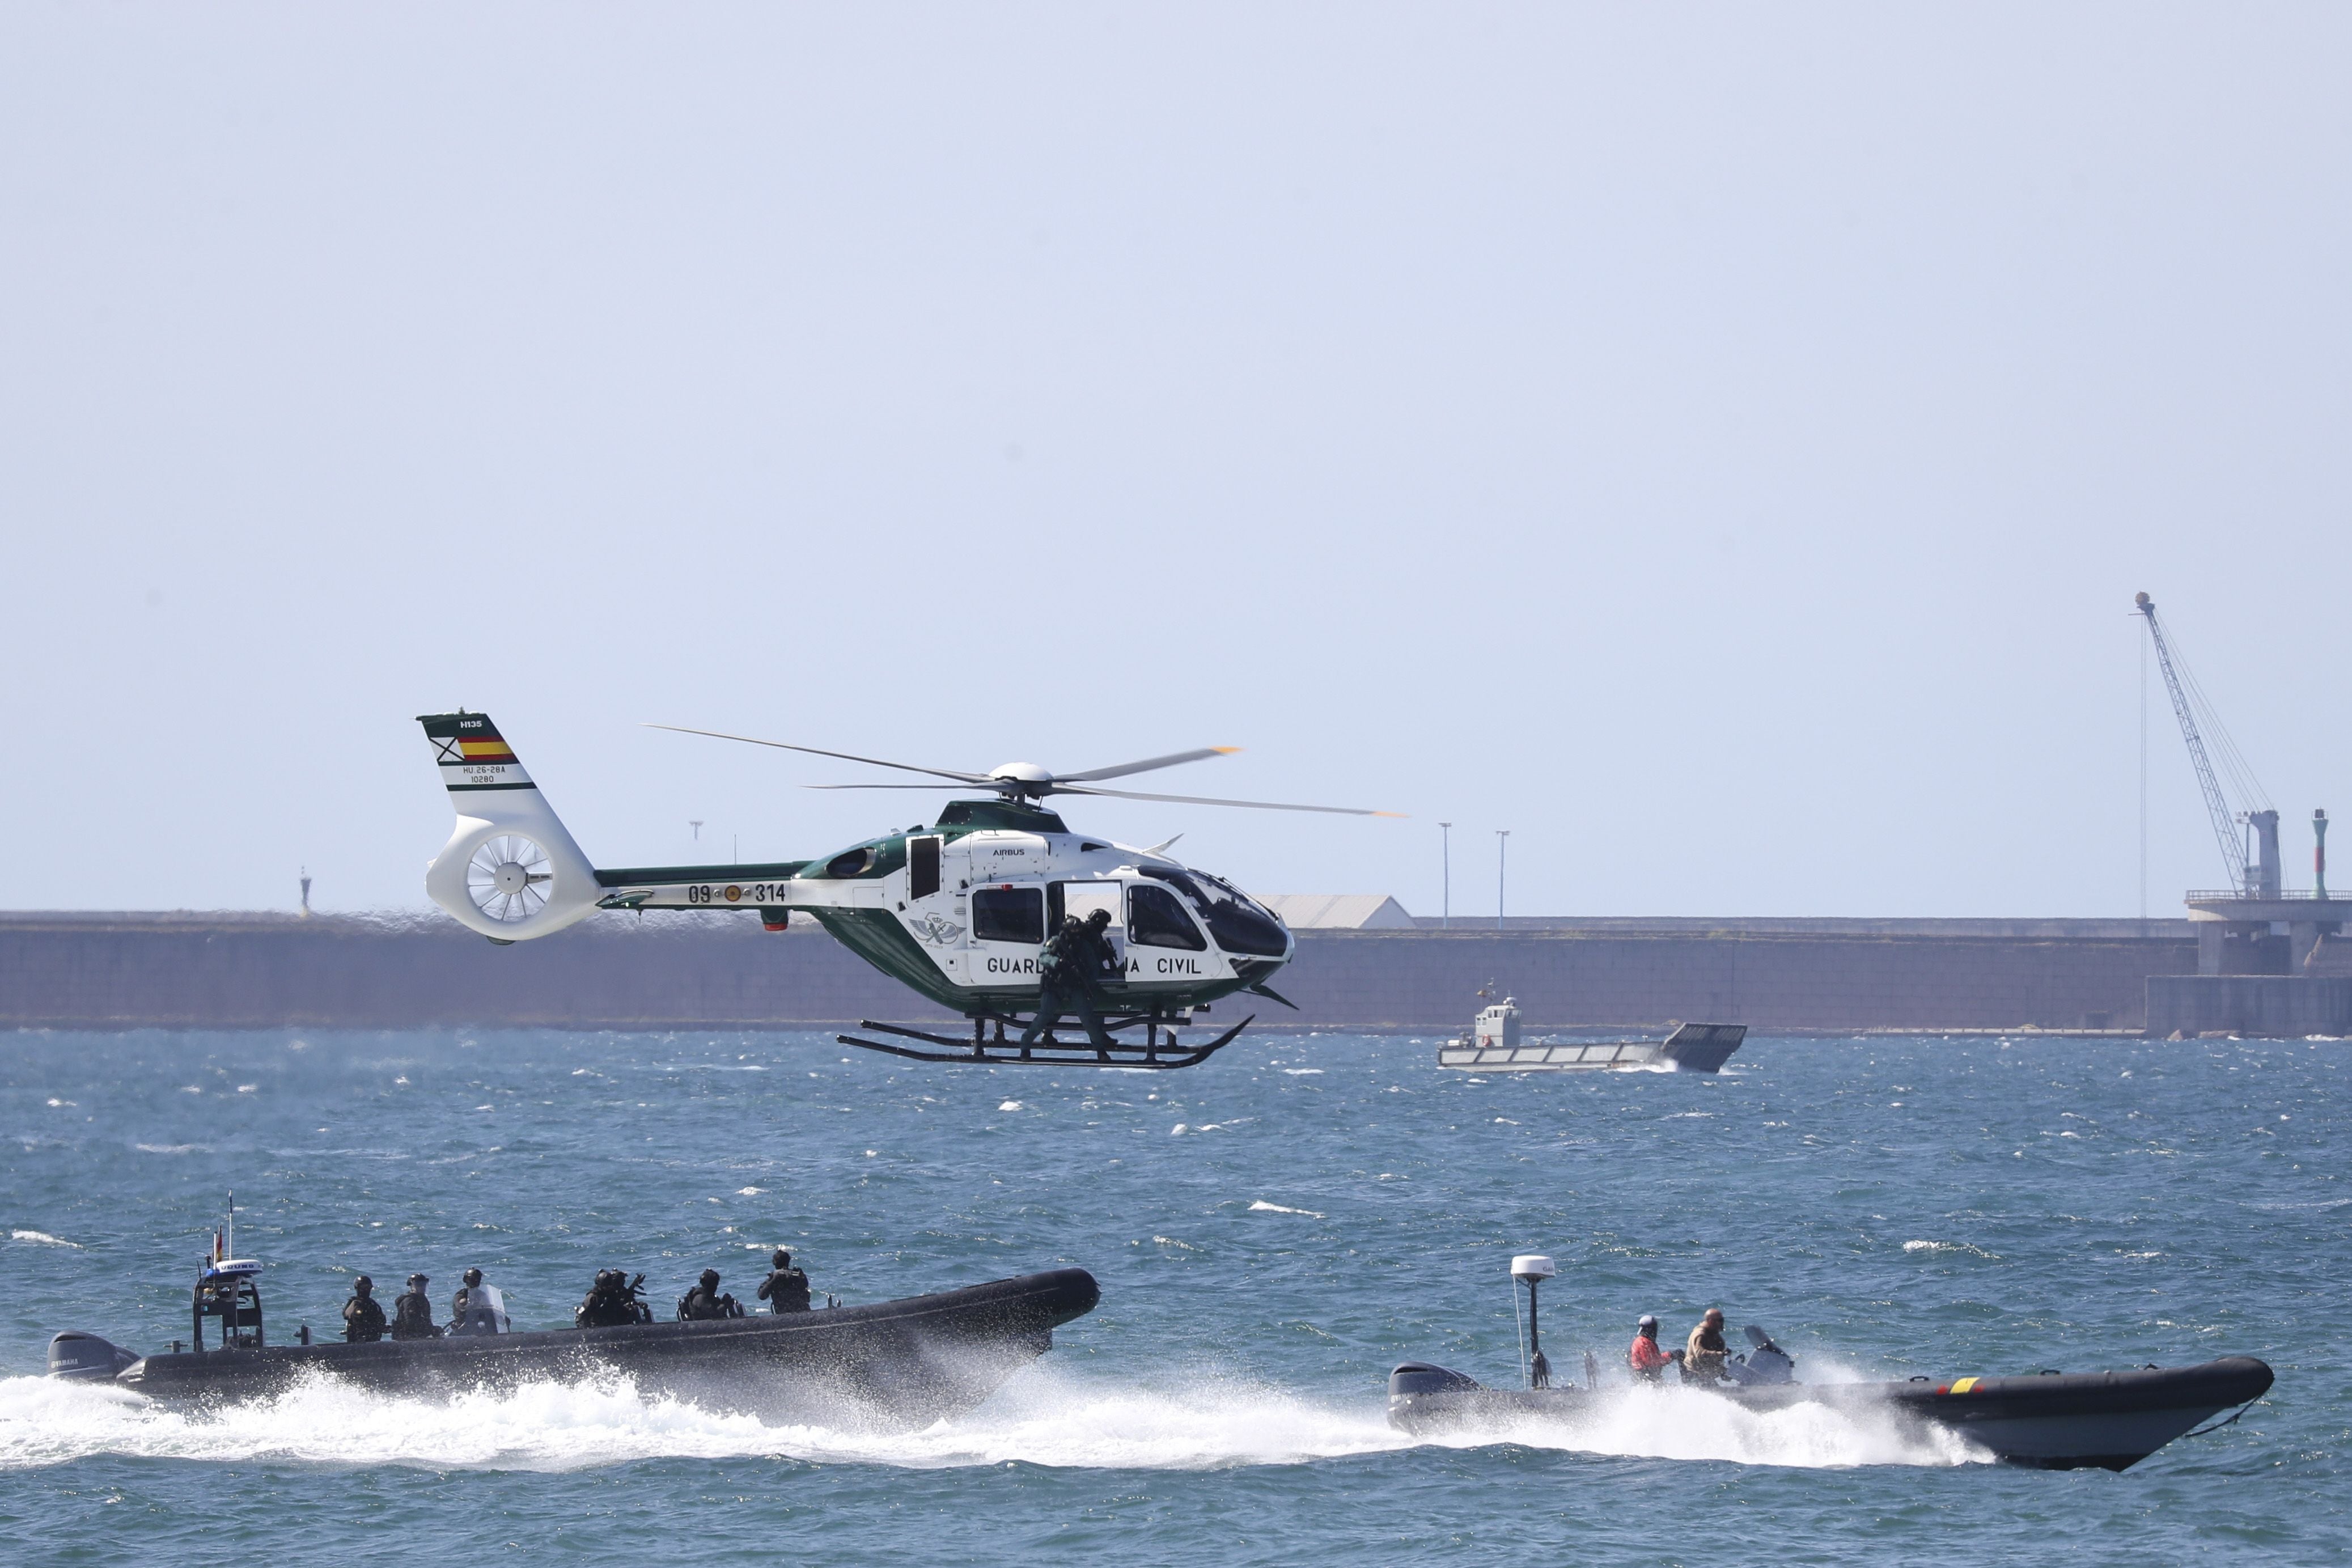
xmin=1510 ymin=1255 xmax=1556 ymax=1282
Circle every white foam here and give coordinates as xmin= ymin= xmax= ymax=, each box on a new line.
xmin=1436 ymin=1387 xmax=1990 ymax=1468
xmin=10 ymin=1230 xmax=80 ymax=1248
xmin=0 ymin=1364 xmax=1990 ymax=1475
xmin=1247 ymin=1201 xmax=1326 ymax=1218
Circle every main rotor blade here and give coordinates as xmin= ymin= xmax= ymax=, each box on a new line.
xmin=646 ymin=726 xmax=991 ymax=785
xmin=1052 ymin=783 xmax=1402 ymax=817
xmin=1058 ymin=747 xmax=1240 ymax=783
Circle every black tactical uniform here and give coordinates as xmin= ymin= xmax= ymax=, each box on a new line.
xmin=1019 ymin=910 xmax=1118 ymax=1051
xmin=390 ymin=1275 xmax=439 ymax=1340
xmin=576 ymin=1269 xmax=633 ymax=1329
xmin=341 ymin=1277 xmax=388 ymax=1343
xmin=756 ymin=1249 xmax=812 ymax=1314
xmin=677 ymin=1269 xmax=742 ymax=1320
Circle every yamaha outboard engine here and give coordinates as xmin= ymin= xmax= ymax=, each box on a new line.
xmin=1724 ymin=1323 xmax=1797 ymax=1385
xmin=48 ymin=1332 xmax=139 ymax=1384
xmin=1388 ymin=1362 xmax=1484 ymax=1398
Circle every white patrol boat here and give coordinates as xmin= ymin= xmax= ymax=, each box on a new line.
xmin=1438 ymin=996 xmax=1745 ymax=1073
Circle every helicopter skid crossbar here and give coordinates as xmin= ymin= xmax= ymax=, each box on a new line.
xmin=837 ymin=1012 xmax=1253 ymax=1070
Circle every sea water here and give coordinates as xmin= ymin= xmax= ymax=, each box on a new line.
xmin=1 ymin=1030 xmax=2342 ymax=1563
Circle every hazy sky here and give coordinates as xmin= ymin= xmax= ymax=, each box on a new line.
xmin=4 ymin=5 xmax=2346 ymax=919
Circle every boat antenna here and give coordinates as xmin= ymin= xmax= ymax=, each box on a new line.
xmin=1512 ymin=1254 xmax=1557 ymax=1389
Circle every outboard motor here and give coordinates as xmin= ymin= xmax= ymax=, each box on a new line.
xmin=48 ymin=1332 xmax=139 ymax=1384
xmin=1725 ymin=1323 xmax=1797 ymax=1385
xmin=1388 ymin=1362 xmax=1484 ymax=1398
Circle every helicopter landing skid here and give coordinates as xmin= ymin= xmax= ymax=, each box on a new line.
xmin=837 ymin=1012 xmax=1253 ymax=1070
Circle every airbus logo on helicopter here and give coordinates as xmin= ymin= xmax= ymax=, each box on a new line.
xmin=413 ymin=713 xmax=1397 ymax=1069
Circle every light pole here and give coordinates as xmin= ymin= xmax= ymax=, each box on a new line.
xmin=1440 ymin=823 xmax=1452 ymax=929
xmin=1496 ymin=830 xmax=1510 ymax=931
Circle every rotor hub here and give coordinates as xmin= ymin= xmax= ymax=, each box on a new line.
xmin=988 ymin=761 xmax=1055 ymax=796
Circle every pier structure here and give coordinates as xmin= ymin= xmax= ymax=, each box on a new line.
xmin=0 ymin=907 xmax=2215 ymax=1036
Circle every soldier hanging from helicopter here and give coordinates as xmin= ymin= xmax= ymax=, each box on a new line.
xmin=1019 ymin=908 xmax=1121 ymax=1053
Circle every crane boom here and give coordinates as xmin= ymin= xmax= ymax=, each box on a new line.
xmin=2135 ymin=592 xmax=2249 ymax=892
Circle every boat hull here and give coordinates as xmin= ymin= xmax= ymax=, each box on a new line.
xmin=1386 ymin=1356 xmax=2272 ymax=1472
xmin=95 ymin=1268 xmax=1098 ymax=1430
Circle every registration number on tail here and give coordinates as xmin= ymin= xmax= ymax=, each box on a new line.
xmin=683 ymin=884 xmax=790 ymax=904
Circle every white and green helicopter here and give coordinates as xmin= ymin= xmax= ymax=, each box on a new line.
xmin=417 ymin=712 xmax=1395 ymax=1068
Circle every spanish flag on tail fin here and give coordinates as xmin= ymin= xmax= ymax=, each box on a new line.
xmin=419 ymin=712 xmax=534 ymax=792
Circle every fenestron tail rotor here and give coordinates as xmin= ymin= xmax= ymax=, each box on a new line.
xmin=648 ymin=726 xmax=1399 ymax=817
xmin=465 ymin=834 xmax=554 ymax=923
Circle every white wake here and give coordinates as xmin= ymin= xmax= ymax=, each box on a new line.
xmin=0 ymin=1367 xmax=1984 ymax=1473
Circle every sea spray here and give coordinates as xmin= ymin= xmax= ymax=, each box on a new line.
xmin=0 ymin=1364 xmax=1985 ymax=1476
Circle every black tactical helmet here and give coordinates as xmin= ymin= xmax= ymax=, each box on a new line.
xmin=772 ymin=1249 xmax=790 ymax=1268
xmin=700 ymin=1268 xmax=721 ymax=1287
xmin=463 ymin=1267 xmax=484 ymax=1287
xmin=1086 ymin=907 xmax=1111 ymax=925
xmin=353 ymin=1275 xmax=373 ymax=1292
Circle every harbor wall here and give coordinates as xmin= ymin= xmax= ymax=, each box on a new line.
xmin=2144 ymin=976 xmax=2352 ymax=1039
xmin=0 ymin=911 xmax=2205 ymax=1034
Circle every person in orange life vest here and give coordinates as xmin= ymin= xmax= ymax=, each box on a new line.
xmin=1629 ymin=1314 xmax=1671 ymax=1381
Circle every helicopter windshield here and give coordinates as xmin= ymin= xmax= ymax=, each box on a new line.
xmin=1139 ymin=867 xmax=1289 ymax=957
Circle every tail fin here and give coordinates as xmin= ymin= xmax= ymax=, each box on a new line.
xmin=418 ymin=712 xmax=600 ymax=941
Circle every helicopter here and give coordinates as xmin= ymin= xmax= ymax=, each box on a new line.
xmin=416 ymin=712 xmax=1396 ymax=1068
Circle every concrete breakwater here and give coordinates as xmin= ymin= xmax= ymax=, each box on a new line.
xmin=1 ymin=911 xmax=2206 ymax=1033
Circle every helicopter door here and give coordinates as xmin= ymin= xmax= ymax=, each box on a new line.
xmin=1050 ymin=882 xmax=1126 ymax=971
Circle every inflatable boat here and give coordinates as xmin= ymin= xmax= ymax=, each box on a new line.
xmin=1388 ymin=1355 xmax=2273 ymax=1470
xmin=1386 ymin=1256 xmax=2272 ymax=1471
xmin=46 ymin=1210 xmax=1099 ymax=1430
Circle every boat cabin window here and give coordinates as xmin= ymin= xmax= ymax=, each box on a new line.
xmin=908 ymin=836 xmax=942 ymax=900
xmin=1128 ymin=884 xmax=1207 ymax=950
xmin=971 ymin=886 xmax=1044 ymax=944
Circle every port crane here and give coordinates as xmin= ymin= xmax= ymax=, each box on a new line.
xmin=2134 ymin=592 xmax=2278 ymax=895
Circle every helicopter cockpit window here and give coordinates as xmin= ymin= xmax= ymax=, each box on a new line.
xmin=971 ymin=887 xmax=1044 ymax=945
xmin=1139 ymin=866 xmax=1288 ymax=957
xmin=1128 ymin=884 xmax=1207 ymax=951
xmin=1191 ymin=871 xmax=1289 ymax=956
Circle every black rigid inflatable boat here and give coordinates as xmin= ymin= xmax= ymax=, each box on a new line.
xmin=1387 ymin=1355 xmax=2274 ymax=1471
xmin=50 ymin=1249 xmax=1100 ymax=1431
xmin=1386 ymin=1253 xmax=2273 ymax=1471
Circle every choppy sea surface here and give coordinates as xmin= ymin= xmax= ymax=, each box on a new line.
xmin=1 ymin=1029 xmax=2342 ymax=1564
